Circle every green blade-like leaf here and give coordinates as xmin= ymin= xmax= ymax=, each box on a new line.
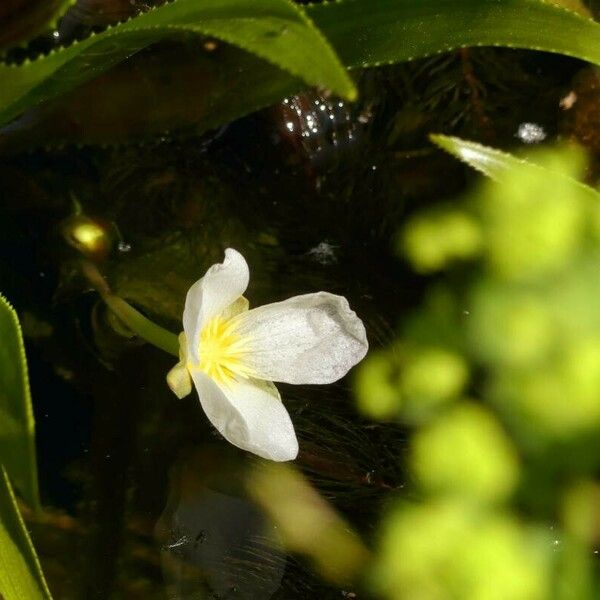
xmin=430 ymin=134 xmax=600 ymax=204
xmin=0 ymin=0 xmax=354 ymax=127
xmin=0 ymin=294 xmax=40 ymax=510
xmin=309 ymin=0 xmax=600 ymax=70
xmin=0 ymin=467 xmax=51 ymax=600
xmin=2 ymin=0 xmax=600 ymax=148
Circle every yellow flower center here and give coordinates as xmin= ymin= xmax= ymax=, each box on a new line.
xmin=197 ymin=315 xmax=254 ymax=384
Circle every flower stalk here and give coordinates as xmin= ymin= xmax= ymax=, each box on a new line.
xmin=80 ymin=260 xmax=179 ymax=357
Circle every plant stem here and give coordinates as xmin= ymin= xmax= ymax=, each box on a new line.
xmin=80 ymin=261 xmax=179 ymax=357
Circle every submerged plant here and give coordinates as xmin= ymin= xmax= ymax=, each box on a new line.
xmin=166 ymin=248 xmax=368 ymax=461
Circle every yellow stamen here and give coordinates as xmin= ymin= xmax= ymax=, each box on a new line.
xmin=194 ymin=314 xmax=254 ymax=384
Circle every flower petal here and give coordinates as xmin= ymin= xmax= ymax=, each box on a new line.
xmin=233 ymin=292 xmax=368 ymax=384
xmin=183 ymin=249 xmax=249 ymax=362
xmin=167 ymin=362 xmax=193 ymax=399
xmin=220 ymin=295 xmax=250 ymax=321
xmin=190 ymin=370 xmax=298 ymax=461
xmin=167 ymin=332 xmax=193 ymax=398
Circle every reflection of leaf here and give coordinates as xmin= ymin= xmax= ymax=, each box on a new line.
xmin=0 ymin=41 xmax=299 ymax=153
xmin=430 ymin=134 xmax=600 ymax=205
xmin=0 ymin=0 xmax=354 ymax=128
xmin=3 ymin=0 xmax=600 ymax=149
xmin=0 ymin=0 xmax=75 ymax=51
xmin=0 ymin=467 xmax=51 ymax=600
xmin=0 ymin=294 xmax=40 ymax=510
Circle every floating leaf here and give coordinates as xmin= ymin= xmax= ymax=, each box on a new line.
xmin=0 ymin=467 xmax=51 ymax=600
xmin=0 ymin=294 xmax=40 ymax=510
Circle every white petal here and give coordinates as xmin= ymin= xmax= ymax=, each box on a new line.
xmin=233 ymin=292 xmax=368 ymax=384
xmin=220 ymin=295 xmax=250 ymax=321
xmin=183 ymin=249 xmax=249 ymax=362
xmin=190 ymin=370 xmax=298 ymax=462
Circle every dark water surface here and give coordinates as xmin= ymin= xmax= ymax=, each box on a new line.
xmin=0 ymin=39 xmax=597 ymax=598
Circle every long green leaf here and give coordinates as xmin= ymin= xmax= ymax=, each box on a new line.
xmin=430 ymin=134 xmax=600 ymax=204
xmin=0 ymin=294 xmax=40 ymax=510
xmin=0 ymin=467 xmax=51 ymax=600
xmin=1 ymin=0 xmax=600 ymax=143
xmin=309 ymin=0 xmax=600 ymax=69
xmin=0 ymin=0 xmax=354 ymax=127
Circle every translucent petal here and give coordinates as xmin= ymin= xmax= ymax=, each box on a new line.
xmin=220 ymin=295 xmax=250 ymax=321
xmin=190 ymin=370 xmax=298 ymax=462
xmin=183 ymin=249 xmax=249 ymax=362
xmin=232 ymin=292 xmax=368 ymax=384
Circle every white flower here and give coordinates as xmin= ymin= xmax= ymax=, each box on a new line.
xmin=167 ymin=248 xmax=368 ymax=462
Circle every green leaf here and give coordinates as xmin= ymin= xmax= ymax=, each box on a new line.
xmin=2 ymin=0 xmax=600 ymax=150
xmin=0 ymin=294 xmax=40 ymax=510
xmin=0 ymin=0 xmax=354 ymax=127
xmin=309 ymin=0 xmax=600 ymax=70
xmin=429 ymin=134 xmax=600 ymax=204
xmin=0 ymin=0 xmax=75 ymax=52
xmin=0 ymin=467 xmax=51 ymax=600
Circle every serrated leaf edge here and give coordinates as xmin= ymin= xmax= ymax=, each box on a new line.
xmin=0 ymin=294 xmax=34 ymax=436
xmin=0 ymin=466 xmax=52 ymax=600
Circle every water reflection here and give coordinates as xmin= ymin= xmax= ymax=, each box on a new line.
xmin=155 ymin=449 xmax=286 ymax=600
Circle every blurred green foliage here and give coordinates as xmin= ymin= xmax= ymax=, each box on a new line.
xmin=358 ymin=143 xmax=600 ymax=599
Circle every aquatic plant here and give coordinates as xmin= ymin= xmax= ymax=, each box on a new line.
xmin=167 ymin=248 xmax=368 ymax=461
xmin=1 ymin=0 xmax=600 ymax=598
xmin=2 ymin=0 xmax=600 ymax=149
